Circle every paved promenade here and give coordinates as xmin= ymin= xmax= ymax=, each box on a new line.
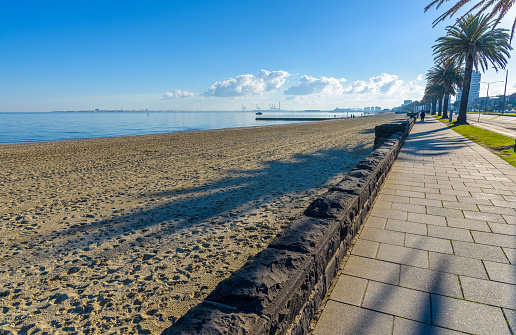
xmin=313 ymin=117 xmax=516 ymax=334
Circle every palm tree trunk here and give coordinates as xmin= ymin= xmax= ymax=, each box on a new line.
xmin=438 ymin=95 xmax=443 ymax=116
xmin=442 ymin=85 xmax=451 ymax=119
xmin=458 ymin=54 xmax=474 ymax=124
xmin=432 ymin=98 xmax=437 ymax=114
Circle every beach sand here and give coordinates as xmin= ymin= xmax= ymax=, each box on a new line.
xmin=0 ymin=114 xmax=400 ymax=334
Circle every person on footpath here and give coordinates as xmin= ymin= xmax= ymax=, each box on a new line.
xmin=420 ymin=110 xmax=426 ymax=122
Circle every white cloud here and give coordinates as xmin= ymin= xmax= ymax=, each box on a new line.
xmin=344 ymin=73 xmax=403 ymax=95
xmin=204 ymin=69 xmax=290 ymax=97
xmin=161 ymin=89 xmax=195 ymax=99
xmin=284 ymin=76 xmax=347 ymax=96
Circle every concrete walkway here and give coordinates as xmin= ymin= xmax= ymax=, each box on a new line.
xmin=313 ymin=117 xmax=516 ymax=335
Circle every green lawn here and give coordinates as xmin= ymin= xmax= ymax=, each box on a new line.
xmin=433 ymin=115 xmax=516 ymax=167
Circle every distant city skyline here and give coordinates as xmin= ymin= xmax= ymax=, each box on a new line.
xmin=457 ymin=71 xmax=482 ymax=107
xmin=1 ymin=1 xmax=515 ymax=112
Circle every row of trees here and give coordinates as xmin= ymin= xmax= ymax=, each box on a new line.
xmin=421 ymin=11 xmax=512 ymax=123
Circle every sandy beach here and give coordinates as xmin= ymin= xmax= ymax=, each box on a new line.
xmin=0 ymin=114 xmax=399 ymax=334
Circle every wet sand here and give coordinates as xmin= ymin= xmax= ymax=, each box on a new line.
xmin=0 ymin=114 xmax=399 ymax=334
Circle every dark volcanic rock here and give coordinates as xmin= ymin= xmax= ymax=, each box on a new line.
xmin=268 ymin=216 xmax=335 ymax=254
xmin=330 ymin=175 xmax=365 ymax=194
xmin=163 ymin=303 xmax=268 ymax=335
xmin=205 ymin=248 xmax=312 ymax=315
xmin=303 ymin=192 xmax=358 ymax=221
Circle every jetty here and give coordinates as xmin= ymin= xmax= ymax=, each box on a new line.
xmin=255 ymin=114 xmax=347 ymax=121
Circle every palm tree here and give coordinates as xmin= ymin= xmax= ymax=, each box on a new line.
xmin=421 ymin=94 xmax=432 ymax=112
xmin=433 ymin=15 xmax=512 ymax=123
xmin=426 ymin=61 xmax=464 ymax=119
xmin=425 ymin=83 xmax=444 ymax=115
xmin=425 ymin=0 xmax=515 ymax=39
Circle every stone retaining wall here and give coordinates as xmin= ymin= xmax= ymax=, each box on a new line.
xmin=163 ymin=117 xmax=415 ymax=335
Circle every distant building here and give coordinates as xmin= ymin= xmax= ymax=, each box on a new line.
xmin=364 ymin=107 xmax=371 ymax=111
xmin=403 ymin=100 xmax=412 ymax=106
xmin=374 ymin=106 xmax=381 ymax=111
xmin=457 ymin=70 xmax=481 ymax=108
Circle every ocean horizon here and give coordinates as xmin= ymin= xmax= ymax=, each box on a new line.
xmin=0 ymin=110 xmax=368 ymax=145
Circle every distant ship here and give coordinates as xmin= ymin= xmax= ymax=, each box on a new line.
xmin=255 ymin=104 xmax=263 ymax=115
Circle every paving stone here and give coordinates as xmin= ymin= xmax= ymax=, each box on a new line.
xmin=369 ymin=207 xmax=408 ymax=221
xmin=351 ymin=238 xmax=379 ymax=258
xmin=313 ymin=300 xmax=394 ymax=335
xmin=470 ymin=192 xmax=505 ymax=201
xmin=376 ymin=194 xmax=410 ymax=204
xmin=426 ymin=193 xmax=458 ymax=202
xmin=431 ymin=291 xmax=510 ymax=334
xmin=460 ymin=275 xmax=516 ymax=310
xmin=359 ymin=227 xmax=404 ymax=246
xmin=427 ymin=224 xmax=473 ymax=243
xmin=380 ymin=188 xmax=396 ymax=195
xmin=409 ymin=197 xmax=442 ymax=207
xmin=329 ymin=275 xmax=368 ymax=306
xmin=455 ymin=196 xmax=493 ymax=206
xmin=463 ymin=210 xmax=506 ymax=223
xmin=503 ymin=194 xmax=516 ymax=202
xmin=372 ymin=199 xmax=392 ymax=209
xmin=440 ymin=189 xmax=473 ymax=197
xmin=503 ymin=247 xmax=516 ymax=264
xmin=504 ymin=308 xmax=516 ymax=335
xmin=364 ymin=216 xmax=388 ymax=229
xmin=471 ymin=231 xmax=515 ymax=248
xmin=385 ymin=219 xmax=427 ymax=235
xmin=441 ymin=200 xmax=479 ymax=212
xmin=488 ymin=222 xmax=516 ymax=236
xmin=446 ymin=217 xmax=490 ymax=232
xmin=428 ymin=252 xmax=488 ymax=279
xmin=390 ymin=202 xmax=426 ymax=214
xmin=362 ymin=281 xmax=431 ymax=323
xmin=488 ymin=199 xmax=514 ymax=208
xmin=376 ymin=243 xmax=429 ymax=268
xmin=399 ymin=265 xmax=462 ymax=298
xmin=411 ymin=186 xmax=443 ymax=194
xmin=502 ymin=214 xmax=516 ymax=225
xmin=426 ymin=206 xmax=464 ymax=218
xmin=405 ymin=233 xmax=453 ymax=254
xmin=407 ymin=212 xmax=447 ymax=226
xmin=392 ymin=317 xmax=464 ymax=335
xmin=483 ymin=260 xmax=516 ymax=285
xmin=384 ymin=183 xmax=411 ymax=191
xmin=343 ymin=255 xmax=400 ymax=285
xmin=452 ymin=240 xmax=509 ymax=263
xmin=477 ymin=204 xmax=516 ymax=216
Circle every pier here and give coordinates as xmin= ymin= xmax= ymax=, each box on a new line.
xmin=255 ymin=114 xmax=347 ymax=121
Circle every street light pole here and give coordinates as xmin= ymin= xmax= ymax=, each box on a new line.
xmin=502 ymin=69 xmax=508 ymax=115
xmin=479 ymin=81 xmax=504 ymax=121
xmin=481 ymin=83 xmax=490 ymax=121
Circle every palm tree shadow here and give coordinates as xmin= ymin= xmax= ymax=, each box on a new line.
xmin=27 ymin=142 xmax=374 ymax=258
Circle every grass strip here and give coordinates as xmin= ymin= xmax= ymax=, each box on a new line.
xmin=432 ymin=115 xmax=516 ymax=168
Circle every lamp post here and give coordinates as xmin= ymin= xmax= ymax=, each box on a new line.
xmin=502 ymin=69 xmax=508 ymax=115
xmin=479 ymin=81 xmax=504 ymax=121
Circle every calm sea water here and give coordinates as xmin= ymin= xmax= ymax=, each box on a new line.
xmin=0 ymin=111 xmax=363 ymax=145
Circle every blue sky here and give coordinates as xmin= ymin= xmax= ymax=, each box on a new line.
xmin=1 ymin=0 xmax=515 ymax=112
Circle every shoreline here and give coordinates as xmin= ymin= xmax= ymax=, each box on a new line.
xmin=0 ymin=114 xmax=400 ymax=334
